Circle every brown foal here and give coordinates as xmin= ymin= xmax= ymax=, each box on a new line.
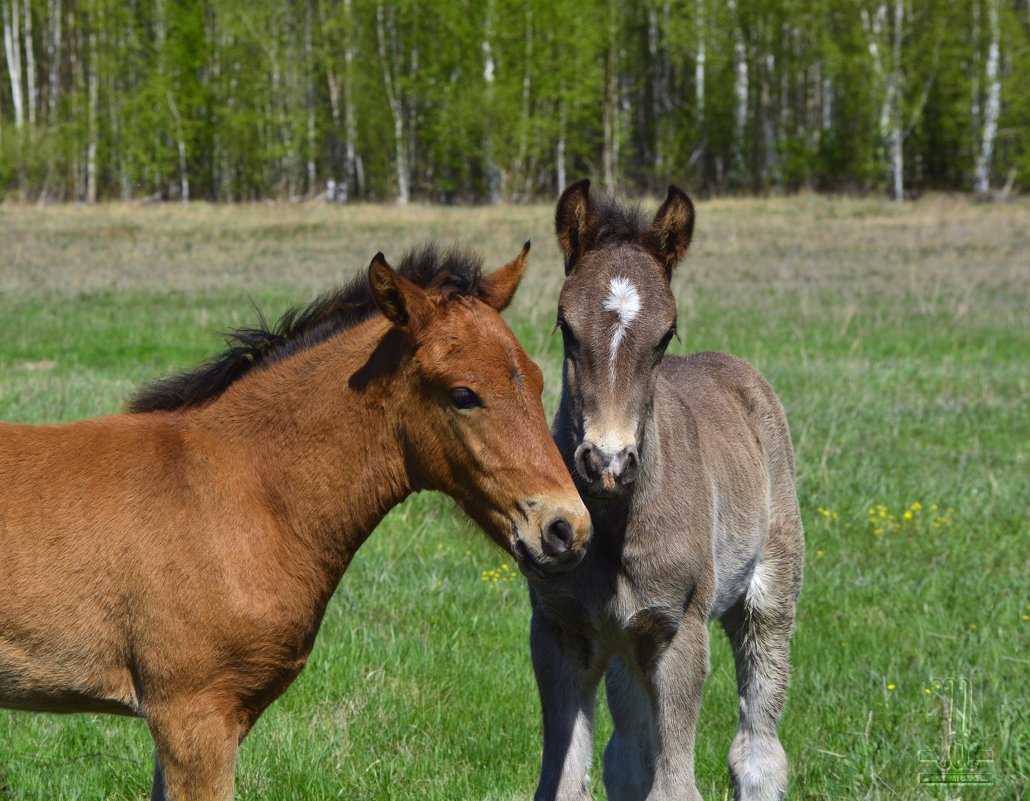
xmin=0 ymin=244 xmax=590 ymax=800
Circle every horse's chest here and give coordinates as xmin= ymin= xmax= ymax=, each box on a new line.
xmin=535 ymin=565 xmax=695 ymax=676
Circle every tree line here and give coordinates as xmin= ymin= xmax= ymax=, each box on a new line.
xmin=2 ymin=0 xmax=1028 ymax=203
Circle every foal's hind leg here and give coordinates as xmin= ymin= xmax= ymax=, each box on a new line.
xmin=720 ymin=521 xmax=803 ymax=801
xmin=147 ymin=697 xmax=243 ymax=801
xmin=602 ymin=658 xmax=656 ymax=801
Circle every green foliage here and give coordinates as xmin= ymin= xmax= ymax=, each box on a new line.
xmin=0 ymin=0 xmax=1027 ymax=200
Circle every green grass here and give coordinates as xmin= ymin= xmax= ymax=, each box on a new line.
xmin=0 ymin=196 xmax=1027 ymax=799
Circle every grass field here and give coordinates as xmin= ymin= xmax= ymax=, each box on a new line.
xmin=0 ymin=196 xmax=1027 ymax=800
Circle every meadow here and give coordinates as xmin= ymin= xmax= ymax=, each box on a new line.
xmin=0 ymin=196 xmax=1026 ymax=800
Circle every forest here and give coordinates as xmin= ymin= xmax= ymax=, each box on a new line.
xmin=2 ymin=0 xmax=1029 ymax=203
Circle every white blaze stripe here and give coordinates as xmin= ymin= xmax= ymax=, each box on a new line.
xmin=603 ymin=275 xmax=641 ymax=373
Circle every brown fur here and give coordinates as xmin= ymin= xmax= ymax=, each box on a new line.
xmin=0 ymin=244 xmax=591 ymax=800
xmin=530 ymin=182 xmax=804 ymax=801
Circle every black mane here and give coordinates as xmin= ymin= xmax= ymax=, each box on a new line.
xmin=591 ymin=189 xmax=650 ymax=249
xmin=127 ymin=243 xmax=484 ymax=414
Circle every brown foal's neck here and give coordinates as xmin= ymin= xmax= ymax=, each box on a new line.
xmin=197 ymin=315 xmax=415 ymax=578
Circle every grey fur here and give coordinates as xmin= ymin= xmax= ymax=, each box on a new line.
xmin=531 ymin=181 xmax=804 ymax=801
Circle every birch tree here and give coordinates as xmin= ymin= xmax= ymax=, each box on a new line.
xmin=46 ymin=0 xmax=59 ymax=123
xmin=602 ymin=0 xmax=620 ymax=189
xmin=343 ymin=0 xmax=359 ymax=195
xmin=695 ymin=0 xmax=705 ymax=129
xmin=862 ymin=1 xmax=904 ymax=200
xmin=376 ymin=1 xmax=408 ymax=203
xmin=22 ymin=0 xmax=34 ymax=127
xmin=973 ymin=0 xmax=1000 ymax=194
xmin=3 ymin=0 xmax=24 ymax=129
xmin=481 ymin=0 xmax=499 ymax=201
xmin=304 ymin=0 xmax=315 ymax=192
xmin=728 ymin=0 xmax=748 ymax=179
xmin=85 ymin=6 xmax=97 ymax=203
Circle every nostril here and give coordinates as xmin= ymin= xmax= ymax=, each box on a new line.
xmin=574 ymin=442 xmax=606 ymax=483
xmin=541 ymin=517 xmax=575 ymax=557
xmin=618 ymin=446 xmax=640 ymax=484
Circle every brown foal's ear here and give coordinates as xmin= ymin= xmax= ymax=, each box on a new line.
xmin=368 ymin=253 xmax=433 ymax=332
xmin=479 ymin=241 xmax=530 ymax=312
xmin=643 ymin=185 xmax=695 ymax=277
xmin=555 ymin=178 xmax=597 ymax=274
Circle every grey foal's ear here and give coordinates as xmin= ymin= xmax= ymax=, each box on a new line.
xmin=555 ymin=179 xmax=597 ymax=275
xmin=643 ymin=185 xmax=695 ymax=277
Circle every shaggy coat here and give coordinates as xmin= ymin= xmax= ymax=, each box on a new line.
xmin=529 ymin=182 xmax=804 ymax=801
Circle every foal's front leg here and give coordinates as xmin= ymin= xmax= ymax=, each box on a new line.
xmin=148 ymin=694 xmax=244 ymax=801
xmin=531 ymin=609 xmax=602 ymax=801
xmin=643 ymin=612 xmax=710 ymax=801
xmin=602 ymin=657 xmax=657 ymax=801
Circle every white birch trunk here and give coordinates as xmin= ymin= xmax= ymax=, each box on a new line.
xmin=343 ymin=0 xmax=357 ymax=195
xmin=602 ymin=1 xmax=618 ymax=188
xmin=822 ymin=72 xmax=832 ymax=132
xmin=69 ymin=0 xmax=80 ymax=199
xmin=105 ymin=21 xmax=126 ymax=198
xmin=323 ymin=59 xmax=341 ymax=159
xmin=482 ymin=0 xmax=499 ymax=202
xmin=863 ymin=4 xmax=902 ymax=200
xmin=556 ymin=87 xmax=566 ymax=192
xmin=85 ymin=21 xmax=97 ymax=203
xmin=890 ymin=0 xmax=903 ymax=201
xmin=209 ymin=17 xmax=225 ymax=200
xmin=861 ymin=5 xmax=891 ymax=137
xmin=376 ymin=2 xmax=408 ymax=204
xmin=695 ymin=0 xmax=704 ymax=125
xmin=647 ymin=5 xmax=659 ymax=172
xmin=762 ymin=50 xmax=777 ymax=186
xmin=3 ymin=0 xmax=25 ymax=129
xmin=728 ymin=0 xmax=748 ymax=173
xmin=167 ymin=92 xmax=189 ymax=203
xmin=22 ymin=0 xmax=34 ymax=127
xmin=974 ymin=0 xmax=1000 ymax=195
xmin=407 ymin=32 xmax=417 ymax=196
xmin=516 ymin=5 xmax=532 ymax=197
xmin=268 ymin=20 xmax=294 ymax=197
xmin=970 ymin=0 xmax=980 ymax=139
xmin=46 ymin=0 xmax=60 ymax=124
xmin=648 ymin=4 xmax=670 ymax=175
xmin=305 ymin=0 xmax=316 ymax=193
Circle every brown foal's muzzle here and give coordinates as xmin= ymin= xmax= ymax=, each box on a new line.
xmin=510 ymin=493 xmax=591 ymax=578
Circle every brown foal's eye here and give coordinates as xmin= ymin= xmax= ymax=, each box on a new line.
xmin=450 ymin=387 xmax=482 ymax=410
